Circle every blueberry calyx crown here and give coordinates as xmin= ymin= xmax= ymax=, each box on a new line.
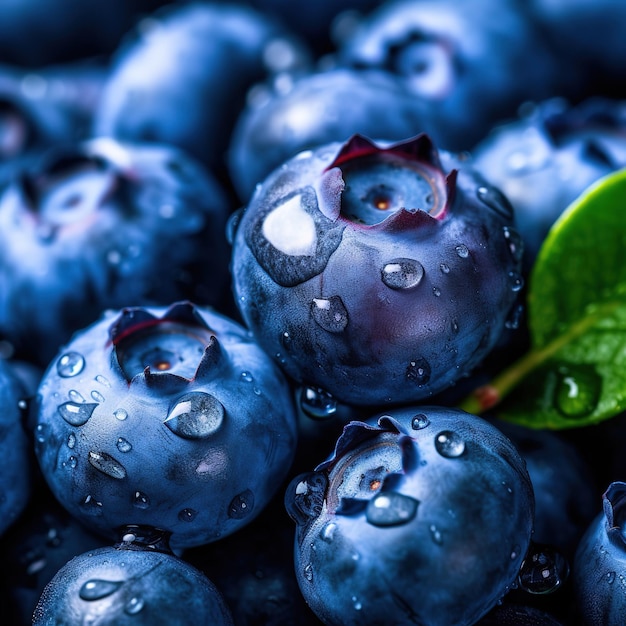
xmin=604 ymin=481 xmax=626 ymax=551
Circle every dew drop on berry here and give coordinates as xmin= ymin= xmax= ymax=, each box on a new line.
xmin=429 ymin=524 xmax=443 ymax=544
xmin=240 ymin=371 xmax=254 ymax=383
xmin=508 ymin=271 xmax=524 ymax=292
xmin=435 ymin=431 xmax=465 ymax=458
xmin=228 ymin=489 xmax=254 ymax=519
xmin=517 ymin=543 xmax=569 ymax=594
xmin=164 ymin=392 xmax=225 ymax=439
xmin=366 ymin=492 xmax=419 ymax=527
xmin=58 ymin=401 xmax=98 ymax=426
xmin=226 ymin=207 xmax=244 ymax=245
xmin=125 ymin=596 xmax=145 ymax=615
xmin=81 ymin=495 xmax=103 ymax=516
xmin=607 ymin=571 xmax=616 ymax=584
xmin=503 ymin=226 xmax=524 ymax=263
xmin=178 ymin=508 xmax=198 ymax=523
xmin=67 ymin=433 xmax=76 ymax=449
xmin=88 ymin=451 xmax=127 ymax=480
xmin=90 ymin=390 xmax=105 ymax=403
xmin=133 ymin=492 xmax=150 ymax=509
xmin=79 ymin=579 xmax=123 ymax=601
xmin=114 ymin=408 xmax=128 ymax=421
xmin=303 ymin=563 xmax=313 ymax=582
xmin=553 ymin=364 xmax=601 ymax=418
xmin=440 ymin=263 xmax=450 ymax=274
xmin=95 ymin=374 xmax=111 ymax=388
xmin=56 ymin=352 xmax=85 ymax=377
xmin=411 ymin=414 xmax=430 ymax=430
xmin=406 ymin=358 xmax=431 ymax=386
xmin=455 ymin=244 xmax=469 ymax=258
xmin=476 ymin=185 xmax=514 ymax=219
xmin=433 ymin=286 xmax=441 ymax=297
xmin=505 ymin=304 xmax=524 ymax=330
xmin=381 ymin=258 xmax=424 ymax=290
xmin=300 ymin=386 xmax=337 ymax=420
xmin=116 ymin=437 xmax=132 ymax=453
xmin=311 ymin=296 xmax=348 ymax=333
xmin=69 ymin=389 xmax=85 ymax=403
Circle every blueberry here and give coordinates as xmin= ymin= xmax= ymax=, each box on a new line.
xmin=232 ymin=133 xmax=523 ymax=405
xmin=476 ymin=602 xmax=566 ymax=625
xmin=94 ymin=1 xmax=311 ymax=176
xmin=0 ymin=138 xmax=231 ymax=365
xmin=285 ymin=406 xmax=534 ymax=625
xmin=471 ymin=97 xmax=626 ymax=267
xmin=337 ymin=0 xmax=575 ymax=151
xmin=0 ymin=359 xmax=32 ymax=537
xmin=32 ymin=532 xmax=233 ymax=625
xmin=572 ymin=482 xmax=626 ymax=625
xmin=32 ymin=302 xmax=298 ymax=549
xmin=228 ymin=67 xmax=438 ymax=201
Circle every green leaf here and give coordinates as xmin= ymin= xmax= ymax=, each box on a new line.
xmin=459 ymin=168 xmax=626 ymax=428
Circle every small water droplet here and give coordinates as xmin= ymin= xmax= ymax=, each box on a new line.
xmin=455 ymin=244 xmax=469 ymax=258
xmin=228 ymin=489 xmax=254 ymax=519
xmin=67 ymin=433 xmax=76 ymax=449
xmin=114 ymin=408 xmax=128 ymax=421
xmin=411 ymin=414 xmax=430 ymax=430
xmin=125 ymin=596 xmax=145 ymax=615
xmin=116 ymin=437 xmax=132 ymax=453
xmin=35 ymin=423 xmax=47 ymax=443
xmin=432 ymin=286 xmax=441 ymax=297
xmin=79 ymin=579 xmax=123 ymax=601
xmin=240 ymin=371 xmax=254 ymax=383
xmin=477 ymin=185 xmax=514 ymax=219
xmin=381 ymin=258 xmax=424 ymax=290
xmin=88 ymin=451 xmax=127 ymax=480
xmin=164 ymin=392 xmax=225 ymax=439
xmin=320 ymin=522 xmax=337 ymax=543
xmin=554 ymin=364 xmax=602 ymax=419
xmin=57 ymin=352 xmax=85 ymax=377
xmin=440 ymin=263 xmax=450 ymax=274
xmin=504 ymin=304 xmax=524 ymax=330
xmin=435 ymin=431 xmax=465 ymax=458
xmin=178 ymin=508 xmax=198 ymax=523
xmin=67 ymin=456 xmax=77 ymax=469
xmin=133 ymin=491 xmax=150 ymax=509
xmin=517 ymin=543 xmax=569 ymax=594
xmin=311 ymin=296 xmax=349 ymax=333
xmin=366 ymin=492 xmax=419 ymax=527
xmin=304 ymin=563 xmax=313 ymax=581
xmin=352 ymin=596 xmax=362 ymax=611
xmin=607 ymin=571 xmax=616 ymax=584
xmin=58 ymin=402 xmax=97 ymax=426
xmin=503 ymin=226 xmax=524 ymax=263
xmin=511 ymin=544 xmax=521 ymax=560
xmin=406 ymin=358 xmax=431 ymax=386
xmin=81 ymin=495 xmax=103 ymax=516
xmin=95 ymin=374 xmax=111 ymax=388
xmin=300 ymin=386 xmax=337 ymax=420
xmin=69 ymin=389 xmax=85 ymax=403
xmin=508 ymin=271 xmax=524 ymax=292
xmin=26 ymin=558 xmax=47 ymax=576
xmin=91 ymin=390 xmax=105 ymax=403
xmin=430 ymin=524 xmax=443 ymax=544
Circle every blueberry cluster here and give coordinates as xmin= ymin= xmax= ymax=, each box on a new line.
xmin=0 ymin=1 xmax=625 ymax=625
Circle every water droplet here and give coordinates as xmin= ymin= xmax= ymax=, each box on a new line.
xmin=300 ymin=386 xmax=337 ymax=420
xmin=133 ymin=492 xmax=150 ymax=509
xmin=381 ymin=258 xmax=424 ymax=290
xmin=320 ymin=522 xmax=337 ymax=543
xmin=35 ymin=423 xmax=47 ymax=443
xmin=503 ymin=226 xmax=524 ymax=263
xmin=178 ymin=508 xmax=198 ymax=522
xmin=69 ymin=389 xmax=85 ymax=403
xmin=366 ymin=492 xmax=419 ymax=527
xmin=66 ymin=456 xmax=77 ymax=469
xmin=88 ymin=451 xmax=127 ymax=480
xmin=455 ymin=244 xmax=469 ymax=258
xmin=58 ymin=402 xmax=98 ymax=426
xmin=352 ymin=596 xmax=362 ymax=611
xmin=91 ymin=390 xmax=105 ymax=403
xmin=432 ymin=286 xmax=441 ymax=297
xmin=164 ymin=392 xmax=225 ymax=439
xmin=114 ymin=408 xmax=128 ymax=421
xmin=477 ymin=185 xmax=514 ymax=219
xmin=304 ymin=563 xmax=313 ymax=581
xmin=26 ymin=558 xmax=47 ymax=576
xmin=81 ymin=495 xmax=103 ymax=516
xmin=607 ymin=571 xmax=616 ymax=584
xmin=517 ymin=543 xmax=569 ymax=594
xmin=95 ymin=374 xmax=111 ymax=387
xmin=511 ymin=544 xmax=521 ymax=560
xmin=429 ymin=524 xmax=443 ymax=544
xmin=57 ymin=352 xmax=85 ymax=377
xmin=125 ymin=596 xmax=145 ymax=615
xmin=18 ymin=399 xmax=28 ymax=411
xmin=79 ymin=579 xmax=123 ymax=601
xmin=226 ymin=207 xmax=244 ymax=245
xmin=311 ymin=296 xmax=348 ymax=333
xmin=440 ymin=263 xmax=450 ymax=274
xmin=504 ymin=304 xmax=524 ymax=330
xmin=116 ymin=437 xmax=132 ymax=453
xmin=406 ymin=358 xmax=431 ymax=386
xmin=554 ymin=364 xmax=602 ymax=419
xmin=508 ymin=271 xmax=524 ymax=292
xmin=435 ymin=431 xmax=465 ymax=458
xmin=67 ymin=433 xmax=76 ymax=449
xmin=411 ymin=414 xmax=430 ymax=430
xmin=228 ymin=489 xmax=254 ymax=519
xmin=240 ymin=371 xmax=254 ymax=383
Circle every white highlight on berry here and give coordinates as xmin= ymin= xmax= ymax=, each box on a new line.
xmin=262 ymin=194 xmax=317 ymax=256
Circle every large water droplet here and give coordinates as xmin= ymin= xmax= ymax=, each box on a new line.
xmin=503 ymin=226 xmax=524 ymax=263
xmin=435 ymin=431 xmax=465 ymax=458
xmin=133 ymin=492 xmax=150 ymax=509
xmin=411 ymin=414 xmax=430 ymax=430
xmin=300 ymin=386 xmax=337 ymax=420
xmin=58 ymin=402 xmax=97 ymax=426
xmin=57 ymin=352 xmax=85 ymax=377
xmin=406 ymin=358 xmax=431 ymax=386
xmin=477 ymin=185 xmax=514 ymax=219
xmin=366 ymin=492 xmax=419 ymax=527
xmin=79 ymin=579 xmax=123 ymax=601
xmin=228 ymin=489 xmax=254 ymax=519
xmin=164 ymin=392 xmax=225 ymax=439
xmin=554 ymin=364 xmax=602 ymax=419
xmin=114 ymin=408 xmax=128 ymax=421
xmin=125 ymin=596 xmax=145 ymax=615
xmin=381 ymin=258 xmax=424 ymax=290
xmin=178 ymin=508 xmax=198 ymax=523
xmin=116 ymin=438 xmax=132 ymax=453
xmin=517 ymin=544 xmax=569 ymax=594
xmin=311 ymin=296 xmax=348 ymax=333
xmin=88 ymin=451 xmax=127 ymax=480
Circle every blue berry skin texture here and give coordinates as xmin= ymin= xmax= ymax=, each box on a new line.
xmin=32 ymin=302 xmax=298 ymax=549
xmin=285 ymin=406 xmax=535 ymax=626
xmin=32 ymin=543 xmax=234 ymax=625
xmin=572 ymin=482 xmax=626 ymax=625
xmin=232 ymin=133 xmax=523 ymax=406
